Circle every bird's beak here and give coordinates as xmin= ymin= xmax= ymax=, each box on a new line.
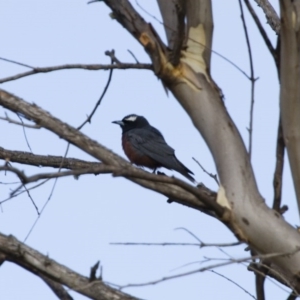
xmin=112 ymin=120 xmax=124 ymax=126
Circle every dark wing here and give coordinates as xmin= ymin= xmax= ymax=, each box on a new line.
xmin=127 ymin=126 xmax=195 ymax=182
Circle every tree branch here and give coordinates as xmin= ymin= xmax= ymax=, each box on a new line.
xmin=279 ymin=0 xmax=300 ymax=216
xmin=99 ymin=0 xmax=300 ymax=288
xmin=238 ymin=0 xmax=257 ymax=159
xmin=243 ymin=0 xmax=278 ymax=67
xmin=0 ymin=88 xmax=222 ymax=216
xmin=119 ymin=250 xmax=299 ymax=290
xmin=272 ymin=118 xmax=285 ymax=212
xmin=0 ymin=146 xmax=98 ymax=169
xmin=0 ymin=148 xmax=220 ymax=218
xmin=0 ymin=62 xmax=152 ymax=84
xmin=0 ymin=233 xmax=138 ymax=300
xmin=253 ymin=0 xmax=280 ymax=34
xmin=76 ymin=51 xmax=115 ymax=131
xmin=40 ymin=275 xmax=74 ymax=300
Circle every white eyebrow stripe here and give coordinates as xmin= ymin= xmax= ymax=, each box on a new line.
xmin=124 ymin=115 xmax=137 ymax=122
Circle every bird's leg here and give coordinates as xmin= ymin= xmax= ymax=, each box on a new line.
xmin=152 ymin=168 xmax=157 ymax=174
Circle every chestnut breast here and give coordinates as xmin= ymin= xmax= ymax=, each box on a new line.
xmin=122 ymin=135 xmax=160 ymax=169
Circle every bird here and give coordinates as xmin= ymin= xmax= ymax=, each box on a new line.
xmin=112 ymin=114 xmax=195 ymax=183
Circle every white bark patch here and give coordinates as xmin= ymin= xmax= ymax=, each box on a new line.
xmin=217 ymin=185 xmax=232 ymax=210
xmin=181 ymin=24 xmax=208 ymax=77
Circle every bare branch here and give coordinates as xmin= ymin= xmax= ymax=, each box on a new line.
xmin=0 ymin=62 xmax=152 ymax=84
xmin=120 ymin=250 xmax=299 ymax=290
xmin=0 ymin=233 xmax=139 ymax=300
xmin=0 ymin=164 xmax=40 ymax=214
xmin=16 ymin=113 xmax=33 ymax=152
xmin=272 ymin=119 xmax=285 ymax=212
xmin=127 ymin=49 xmax=139 ymax=63
xmin=0 ymin=146 xmax=97 ymax=169
xmin=238 ymin=0 xmax=257 ymax=159
xmin=0 ymin=158 xmax=221 ymax=218
xmin=243 ymin=0 xmax=278 ymax=67
xmin=100 ymin=0 xmax=300 ymax=287
xmin=248 ymin=261 xmax=298 ymax=295
xmin=110 ymin=241 xmax=241 ymax=247
xmin=192 ymin=157 xmax=219 ymax=185
xmin=0 ymin=88 xmax=224 ymax=216
xmin=175 ymin=227 xmax=203 ymax=243
xmin=77 ymin=52 xmax=114 ymax=130
xmin=210 ymin=270 xmax=256 ymax=299
xmin=0 ymin=113 xmax=41 ymax=129
xmin=253 ymin=0 xmax=280 ymax=34
xmin=0 ymin=57 xmax=34 ymax=69
xmin=41 ymin=275 xmax=74 ymax=300
xmin=254 ymin=265 xmax=267 ymax=300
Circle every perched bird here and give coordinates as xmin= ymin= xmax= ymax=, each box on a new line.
xmin=112 ymin=114 xmax=195 ymax=183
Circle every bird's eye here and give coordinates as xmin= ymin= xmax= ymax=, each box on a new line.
xmin=124 ymin=115 xmax=137 ymax=122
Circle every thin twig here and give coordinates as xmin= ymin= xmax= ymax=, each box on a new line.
xmin=192 ymin=157 xmax=219 ymax=185
xmin=24 ymin=186 xmax=53 ymax=242
xmin=23 ymin=53 xmax=116 ymax=241
xmin=249 ymin=262 xmax=299 ymax=296
xmin=210 ymin=270 xmax=256 ymax=299
xmin=127 ymin=49 xmax=139 ymax=63
xmin=119 ymin=250 xmax=299 ymax=289
xmin=248 ymin=263 xmax=292 ymax=295
xmin=0 ymin=113 xmax=41 ymax=129
xmin=175 ymin=227 xmax=203 ymax=243
xmin=0 ymin=57 xmax=34 ymax=69
xmin=1 ymin=164 xmax=39 ymax=214
xmin=110 ymin=241 xmax=241 ymax=247
xmin=16 ymin=113 xmax=33 ymax=152
xmin=0 ymin=61 xmax=152 ymax=84
xmin=0 ymin=181 xmax=19 ymax=185
xmin=238 ymin=0 xmax=257 ymax=159
xmin=1 ymin=179 xmax=50 ymax=205
xmin=77 ymin=53 xmax=114 ymax=130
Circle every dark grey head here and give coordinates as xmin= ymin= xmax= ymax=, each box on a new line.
xmin=112 ymin=114 xmax=150 ymax=132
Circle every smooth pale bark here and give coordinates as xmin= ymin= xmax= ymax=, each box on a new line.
xmin=280 ymin=0 xmax=300 ymax=217
xmin=102 ymin=0 xmax=300 ymax=290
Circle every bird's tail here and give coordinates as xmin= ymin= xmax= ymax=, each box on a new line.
xmin=174 ymin=158 xmax=195 ymax=183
